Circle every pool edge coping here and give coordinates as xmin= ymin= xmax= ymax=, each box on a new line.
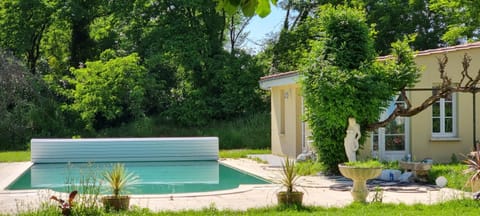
xmin=0 ymin=162 xmax=33 ymax=191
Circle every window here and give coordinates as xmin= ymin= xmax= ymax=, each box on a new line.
xmin=432 ymin=89 xmax=456 ymax=137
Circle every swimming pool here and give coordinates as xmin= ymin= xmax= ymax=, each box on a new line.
xmin=7 ymin=161 xmax=270 ymax=194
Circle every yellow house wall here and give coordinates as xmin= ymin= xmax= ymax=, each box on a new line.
xmin=270 ymin=84 xmax=303 ymax=158
xmin=360 ymin=49 xmax=480 ymax=162
xmin=268 ymin=47 xmax=480 ymax=163
xmin=408 ymin=50 xmax=480 ymax=162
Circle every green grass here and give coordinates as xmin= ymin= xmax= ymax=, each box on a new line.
xmin=428 ymin=163 xmax=469 ymax=191
xmin=0 ymin=151 xmax=30 ymax=162
xmin=219 ymin=149 xmax=270 ymax=159
xmin=296 ymin=161 xmax=324 ymax=176
xmin=12 ymin=199 xmax=480 ymax=216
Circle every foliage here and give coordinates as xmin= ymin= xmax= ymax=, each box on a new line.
xmin=0 ymin=0 xmax=59 ymax=74
xmin=0 ymin=50 xmax=35 ymax=149
xmin=102 ymin=163 xmax=139 ymax=197
xmin=270 ymin=20 xmax=313 ymax=72
xmin=301 ymin=5 xmax=420 ymax=173
xmin=280 ymin=157 xmax=299 ymax=193
xmin=429 ymin=0 xmax=480 ymax=45
xmin=363 ymin=0 xmax=446 ymax=55
xmin=65 ymin=163 xmax=104 ymax=215
xmin=67 ymin=51 xmax=147 ymax=131
xmin=381 ymin=161 xmax=399 ymax=170
xmin=15 ymin=199 xmax=480 ymax=215
xmin=295 ymin=161 xmax=324 ymax=176
xmin=215 ymin=0 xmax=278 ymax=17
xmin=0 ymin=50 xmax=76 ymax=150
xmin=264 ymin=0 xmax=450 ymax=73
xmin=165 ymin=51 xmax=268 ymax=126
xmin=428 ymin=163 xmax=469 ymax=191
xmin=0 ymin=0 xmax=270 ymax=144
xmin=100 ymin=112 xmax=270 ymax=150
xmin=344 ymin=160 xmax=383 ymax=168
xmin=371 ymin=186 xmax=383 ymax=203
xmin=462 ymin=150 xmax=480 ymax=191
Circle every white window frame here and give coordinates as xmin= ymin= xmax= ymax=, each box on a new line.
xmin=431 ymin=92 xmax=457 ymax=138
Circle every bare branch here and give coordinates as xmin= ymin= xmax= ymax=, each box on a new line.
xmin=367 ymin=53 xmax=480 ymax=131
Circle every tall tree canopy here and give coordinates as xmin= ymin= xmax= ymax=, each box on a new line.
xmin=264 ymin=0 xmax=464 ymax=72
xmin=0 ymin=0 xmax=269 ymax=149
xmin=429 ymin=0 xmax=480 ymax=45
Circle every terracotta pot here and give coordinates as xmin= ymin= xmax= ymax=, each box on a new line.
xmin=338 ymin=165 xmax=382 ymax=203
xmin=102 ymin=195 xmax=130 ymax=211
xmin=277 ymin=191 xmax=304 ymax=206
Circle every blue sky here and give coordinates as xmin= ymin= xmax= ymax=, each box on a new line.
xmin=243 ymin=5 xmax=285 ymax=52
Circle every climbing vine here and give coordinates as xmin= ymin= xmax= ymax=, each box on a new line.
xmin=301 ymin=5 xmax=420 ymax=173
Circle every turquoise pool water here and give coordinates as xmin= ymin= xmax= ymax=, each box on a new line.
xmin=7 ymin=161 xmax=270 ymax=194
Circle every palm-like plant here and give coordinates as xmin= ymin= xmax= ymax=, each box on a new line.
xmin=103 ymin=163 xmax=138 ymax=197
xmin=464 ymin=149 xmax=480 ymax=191
xmin=280 ymin=157 xmax=299 ymax=193
xmin=277 ymin=157 xmax=303 ymax=206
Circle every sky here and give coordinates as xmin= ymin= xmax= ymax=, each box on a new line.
xmin=243 ymin=5 xmax=285 ymax=53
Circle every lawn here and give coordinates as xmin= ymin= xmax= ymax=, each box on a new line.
xmin=219 ymin=149 xmax=270 ymax=159
xmin=0 ymin=151 xmax=30 ymax=162
xmin=11 ymin=199 xmax=480 ymax=216
xmin=429 ymin=163 xmax=470 ymax=191
xmin=0 ymin=149 xmax=269 ymax=163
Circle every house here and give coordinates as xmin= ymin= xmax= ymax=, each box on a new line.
xmin=259 ymin=42 xmax=480 ymax=163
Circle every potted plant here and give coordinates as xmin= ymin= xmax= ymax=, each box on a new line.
xmin=277 ymin=157 xmax=304 ymax=206
xmin=338 ymin=160 xmax=383 ymax=203
xmin=101 ymin=163 xmax=139 ymax=211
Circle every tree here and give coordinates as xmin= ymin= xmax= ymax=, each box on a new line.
xmin=67 ymin=50 xmax=147 ymax=130
xmin=0 ymin=50 xmax=69 ymax=150
xmin=0 ymin=0 xmax=59 ymax=74
xmin=226 ymin=11 xmax=253 ymax=54
xmin=0 ymin=0 xmax=270 ymax=138
xmin=430 ymin=0 xmax=480 ymax=45
xmin=364 ymin=0 xmax=446 ymax=55
xmin=302 ymin=5 xmax=420 ymax=173
xmin=368 ymin=53 xmax=480 ymax=132
xmin=0 ymin=50 xmax=35 ymax=149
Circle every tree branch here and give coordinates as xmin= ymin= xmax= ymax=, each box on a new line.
xmin=367 ymin=53 xmax=480 ymax=131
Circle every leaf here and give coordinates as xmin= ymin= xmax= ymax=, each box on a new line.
xmin=256 ymin=0 xmax=271 ymax=18
xmin=229 ymin=0 xmax=241 ymax=6
xmin=222 ymin=0 xmax=238 ymax=15
xmin=241 ymin=0 xmax=258 ymax=17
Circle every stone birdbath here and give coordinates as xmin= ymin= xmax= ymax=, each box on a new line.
xmin=339 ymin=117 xmax=383 ymax=202
xmin=338 ymin=164 xmax=382 ymax=203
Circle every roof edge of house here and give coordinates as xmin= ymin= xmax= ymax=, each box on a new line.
xmin=262 ymin=42 xmax=480 ymax=81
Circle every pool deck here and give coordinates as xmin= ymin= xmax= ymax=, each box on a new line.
xmin=0 ymin=158 xmax=470 ymax=214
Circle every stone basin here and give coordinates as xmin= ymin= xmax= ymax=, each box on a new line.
xmin=338 ymin=164 xmax=382 ymax=203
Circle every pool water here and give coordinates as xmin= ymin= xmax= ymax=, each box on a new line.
xmin=7 ymin=161 xmax=270 ymax=194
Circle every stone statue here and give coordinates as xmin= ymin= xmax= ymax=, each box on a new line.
xmin=344 ymin=117 xmax=361 ymax=162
